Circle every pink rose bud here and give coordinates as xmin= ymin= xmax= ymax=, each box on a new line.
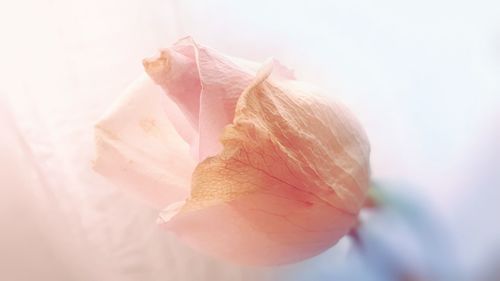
xmin=94 ymin=37 xmax=370 ymax=265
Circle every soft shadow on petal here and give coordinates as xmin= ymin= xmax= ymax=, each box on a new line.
xmin=159 ymin=64 xmax=369 ymax=265
xmin=94 ymin=74 xmax=196 ymax=208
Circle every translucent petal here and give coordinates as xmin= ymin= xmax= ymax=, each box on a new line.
xmin=94 ymin=74 xmax=196 ymax=208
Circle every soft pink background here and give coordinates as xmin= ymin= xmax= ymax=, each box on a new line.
xmin=0 ymin=0 xmax=499 ymax=280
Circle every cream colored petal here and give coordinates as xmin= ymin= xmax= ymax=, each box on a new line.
xmin=94 ymin=74 xmax=196 ymax=208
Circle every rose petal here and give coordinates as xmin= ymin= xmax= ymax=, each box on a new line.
xmin=94 ymin=74 xmax=196 ymax=208
xmin=161 ymin=193 xmax=353 ymax=265
xmin=159 ymin=64 xmax=370 ymax=265
xmin=144 ymin=37 xmax=295 ymax=161
xmin=142 ymin=43 xmax=201 ymax=137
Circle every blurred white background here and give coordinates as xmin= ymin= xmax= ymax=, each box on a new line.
xmin=0 ymin=0 xmax=499 ymax=280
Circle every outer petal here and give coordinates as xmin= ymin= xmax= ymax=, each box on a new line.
xmin=144 ymin=37 xmax=295 ymax=161
xmin=159 ymin=65 xmax=370 ymax=265
xmin=94 ymin=74 xmax=196 ymax=208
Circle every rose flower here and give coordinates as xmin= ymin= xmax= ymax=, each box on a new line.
xmin=94 ymin=37 xmax=370 ymax=265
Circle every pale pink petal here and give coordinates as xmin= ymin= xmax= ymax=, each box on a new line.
xmin=195 ymin=47 xmax=256 ymax=160
xmin=144 ymin=37 xmax=295 ymax=161
xmin=159 ymin=64 xmax=370 ymax=265
xmin=143 ymin=43 xmax=201 ymax=137
xmin=161 ymin=193 xmax=353 ymax=265
xmin=94 ymin=74 xmax=196 ymax=208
